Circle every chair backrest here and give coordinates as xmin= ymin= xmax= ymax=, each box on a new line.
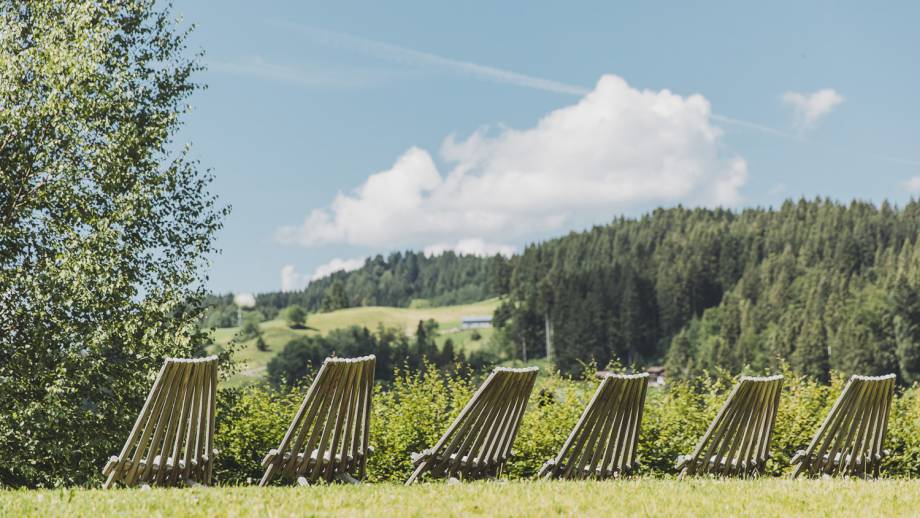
xmin=678 ymin=375 xmax=783 ymax=477
xmin=406 ymin=366 xmax=539 ymax=484
xmin=103 ymin=356 xmax=218 ymax=488
xmin=792 ymin=374 xmax=895 ymax=478
xmin=260 ymin=355 xmax=375 ymax=485
xmin=540 ymin=373 xmax=648 ymax=479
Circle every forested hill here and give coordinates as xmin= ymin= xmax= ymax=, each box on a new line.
xmin=211 ymin=199 xmax=920 ymax=385
xmin=206 ymin=251 xmax=502 ymax=322
xmin=495 ymin=198 xmax=920 ymax=383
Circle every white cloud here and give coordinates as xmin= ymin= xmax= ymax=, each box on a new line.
xmin=424 ymin=239 xmax=516 ymax=258
xmin=280 ymin=258 xmax=367 ymax=292
xmin=310 ymin=257 xmax=365 ymax=281
xmin=782 ymin=89 xmax=844 ymax=130
xmin=903 ymin=177 xmax=920 ymax=194
xmin=277 ymin=74 xmax=748 ymax=248
xmin=280 ymin=265 xmax=309 ymax=292
xmin=233 ymin=293 xmax=256 ymax=308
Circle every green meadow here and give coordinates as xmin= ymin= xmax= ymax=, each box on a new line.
xmin=212 ymin=299 xmax=499 ymax=386
xmin=4 ymin=480 xmax=919 ymax=517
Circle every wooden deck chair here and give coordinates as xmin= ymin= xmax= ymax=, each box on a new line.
xmin=791 ymin=374 xmax=895 ymax=478
xmin=538 ymin=373 xmax=649 ymax=480
xmin=676 ymin=375 xmax=783 ymax=478
xmin=406 ymin=366 xmax=539 ymax=485
xmin=260 ymin=355 xmax=375 ymax=486
xmin=102 ymin=356 xmax=218 ymax=488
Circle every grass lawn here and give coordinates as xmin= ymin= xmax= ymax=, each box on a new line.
xmin=3 ymin=479 xmax=920 ymax=517
xmin=211 ymin=299 xmax=501 ymax=387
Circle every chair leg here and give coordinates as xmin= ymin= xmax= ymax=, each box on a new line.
xmin=406 ymin=461 xmax=427 ymax=485
xmin=259 ymin=463 xmax=280 ymax=487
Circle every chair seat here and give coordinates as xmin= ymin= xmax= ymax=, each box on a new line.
xmin=791 ymin=449 xmax=885 ymax=467
xmin=104 ymin=452 xmax=216 ymax=476
xmin=262 ymin=447 xmax=366 ymax=469
xmin=412 ymin=449 xmax=503 ymax=470
xmin=676 ymin=453 xmax=767 ymax=470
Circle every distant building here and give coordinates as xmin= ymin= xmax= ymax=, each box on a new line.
xmin=594 ymin=366 xmax=666 ymax=387
xmin=646 ymin=366 xmax=666 ymax=386
xmin=461 ymin=315 xmax=493 ymax=329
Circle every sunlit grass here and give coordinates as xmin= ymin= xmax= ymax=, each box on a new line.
xmin=4 ymin=479 xmax=920 ymax=517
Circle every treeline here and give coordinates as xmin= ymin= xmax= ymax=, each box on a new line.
xmin=205 ymin=251 xmax=503 ymax=327
xmin=271 ymin=251 xmax=502 ymax=310
xmin=493 ymin=199 xmax=920 ymax=383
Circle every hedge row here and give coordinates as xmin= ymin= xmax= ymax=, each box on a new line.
xmin=213 ymin=365 xmax=920 ymax=484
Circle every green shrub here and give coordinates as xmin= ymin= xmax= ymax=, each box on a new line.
xmin=211 ymin=366 xmax=920 ymax=485
xmin=214 ymin=386 xmax=306 ymax=485
xmin=239 ymin=320 xmax=262 ymax=341
xmin=282 ymin=305 xmax=307 ymax=329
xmin=883 ymin=385 xmax=920 ymax=477
xmin=504 ymin=371 xmax=593 ymax=478
xmin=367 ymin=364 xmax=474 ymax=482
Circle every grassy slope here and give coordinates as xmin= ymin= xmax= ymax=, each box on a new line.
xmin=212 ymin=299 xmax=499 ymax=387
xmin=5 ymin=480 xmax=920 ymax=517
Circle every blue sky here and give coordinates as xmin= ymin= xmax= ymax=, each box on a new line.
xmin=176 ymin=1 xmax=920 ymax=295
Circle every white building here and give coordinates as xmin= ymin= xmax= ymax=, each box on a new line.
xmin=461 ymin=315 xmax=493 ymax=329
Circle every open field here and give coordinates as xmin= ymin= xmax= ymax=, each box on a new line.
xmin=210 ymin=299 xmax=500 ymax=386
xmin=3 ymin=479 xmax=920 ymax=517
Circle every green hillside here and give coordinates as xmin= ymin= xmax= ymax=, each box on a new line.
xmin=211 ymin=298 xmax=499 ymax=386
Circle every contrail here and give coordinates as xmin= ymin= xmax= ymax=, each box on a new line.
xmin=271 ymin=21 xmax=591 ymax=96
xmin=878 ymin=156 xmax=920 ymax=168
xmin=269 ymin=21 xmax=920 ymax=169
xmin=711 ymin=114 xmax=796 ymax=139
xmin=271 ymin=20 xmax=796 ymax=139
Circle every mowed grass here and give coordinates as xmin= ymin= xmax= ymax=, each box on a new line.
xmin=4 ymin=479 xmax=920 ymax=517
xmin=211 ymin=299 xmax=500 ymax=387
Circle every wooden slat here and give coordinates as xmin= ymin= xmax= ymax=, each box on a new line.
xmin=545 ymin=375 xmax=610 ymax=478
xmin=277 ymin=360 xmax=337 ymax=478
xmin=469 ymin=372 xmax=518 ymax=473
xmin=542 ymin=373 xmax=648 ymax=480
xmin=441 ymin=371 xmax=511 ymax=476
xmin=260 ymin=355 xmax=376 ymax=486
xmin=494 ymin=369 xmax=538 ymax=471
xmin=105 ymin=360 xmax=173 ymax=488
xmin=104 ymin=356 xmax=218 ymax=488
xmin=792 ymin=374 xmax=896 ymax=479
xmin=625 ymin=375 xmax=649 ymax=471
xmin=357 ymin=357 xmax=375 ymax=479
xmin=409 ymin=370 xmax=500 ymax=482
xmin=584 ymin=378 xmax=623 ymax=477
xmin=406 ymin=366 xmax=539 ymax=484
xmin=322 ymin=360 xmax=359 ymax=481
xmin=678 ymin=375 xmax=783 ymax=478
